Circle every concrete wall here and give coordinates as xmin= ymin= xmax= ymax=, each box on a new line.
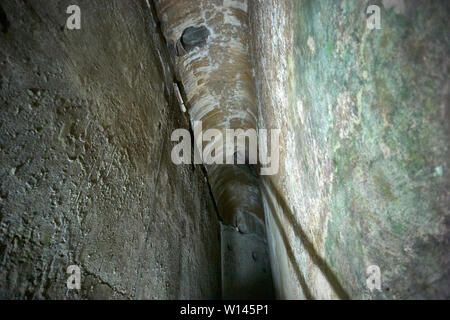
xmin=0 ymin=0 xmax=221 ymax=299
xmin=250 ymin=0 xmax=449 ymax=299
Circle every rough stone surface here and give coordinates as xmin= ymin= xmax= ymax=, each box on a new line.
xmin=250 ymin=0 xmax=450 ymax=299
xmin=0 ymin=0 xmax=221 ymax=299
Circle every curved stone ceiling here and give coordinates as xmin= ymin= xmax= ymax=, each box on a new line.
xmin=154 ymin=0 xmax=264 ymax=237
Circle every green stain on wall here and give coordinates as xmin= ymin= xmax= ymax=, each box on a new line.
xmin=288 ymin=0 xmax=449 ymax=298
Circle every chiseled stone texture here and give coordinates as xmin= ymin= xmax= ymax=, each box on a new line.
xmin=0 ymin=0 xmax=221 ymax=299
xmin=154 ymin=0 xmax=263 ymax=228
xmin=251 ymin=0 xmax=449 ymax=299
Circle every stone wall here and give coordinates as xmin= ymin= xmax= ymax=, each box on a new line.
xmin=0 ymin=0 xmax=221 ymax=299
xmin=250 ymin=0 xmax=449 ymax=299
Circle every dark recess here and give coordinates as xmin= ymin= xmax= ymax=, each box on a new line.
xmin=0 ymin=5 xmax=10 ymax=34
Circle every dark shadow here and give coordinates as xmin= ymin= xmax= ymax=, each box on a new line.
xmin=0 ymin=4 xmax=10 ymax=34
xmin=262 ymin=178 xmax=350 ymax=300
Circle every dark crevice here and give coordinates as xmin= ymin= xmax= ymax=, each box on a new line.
xmin=0 ymin=4 xmax=10 ymax=34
